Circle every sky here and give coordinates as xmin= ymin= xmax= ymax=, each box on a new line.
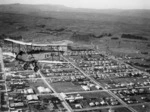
xmin=0 ymin=0 xmax=150 ymax=9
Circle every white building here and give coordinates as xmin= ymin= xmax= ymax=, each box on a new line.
xmin=37 ymin=86 xmax=51 ymax=93
xmin=81 ymin=85 xmax=90 ymax=91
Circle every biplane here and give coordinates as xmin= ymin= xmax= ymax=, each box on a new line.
xmin=5 ymin=38 xmax=68 ymax=72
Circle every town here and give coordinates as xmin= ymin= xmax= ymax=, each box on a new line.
xmin=0 ymin=43 xmax=150 ymax=112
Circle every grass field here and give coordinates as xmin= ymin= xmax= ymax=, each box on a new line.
xmin=131 ymin=104 xmax=150 ymax=112
xmin=49 ymin=81 xmax=84 ymax=93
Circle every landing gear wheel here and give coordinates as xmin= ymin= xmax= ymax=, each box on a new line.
xmin=32 ymin=61 xmax=37 ymax=67
xmin=34 ymin=66 xmax=39 ymax=72
xmin=23 ymin=63 xmax=29 ymax=70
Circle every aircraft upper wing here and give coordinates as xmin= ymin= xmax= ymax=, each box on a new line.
xmin=5 ymin=38 xmax=68 ymax=47
xmin=5 ymin=38 xmax=32 ymax=45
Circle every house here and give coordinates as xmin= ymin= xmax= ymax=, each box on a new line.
xmin=8 ymin=96 xmax=13 ymax=100
xmin=87 ymin=83 xmax=95 ymax=87
xmin=75 ymin=104 xmax=82 ymax=109
xmin=26 ymin=95 xmax=39 ymax=103
xmin=100 ymin=100 xmax=106 ymax=105
xmin=37 ymin=86 xmax=52 ymax=93
xmin=89 ymin=102 xmax=95 ymax=107
xmin=65 ymin=95 xmax=74 ymax=100
xmin=95 ymin=85 xmax=101 ymax=90
xmin=81 ymin=85 xmax=90 ymax=91
xmin=108 ymin=108 xmax=115 ymax=112
xmin=23 ymin=89 xmax=27 ymax=94
xmin=60 ymin=93 xmax=67 ymax=99
xmin=27 ymin=88 xmax=34 ymax=94
xmin=45 ymin=88 xmax=51 ymax=93
xmin=95 ymin=101 xmax=100 ymax=106
xmin=9 ymin=102 xmax=24 ymax=108
xmin=75 ymin=94 xmax=83 ymax=100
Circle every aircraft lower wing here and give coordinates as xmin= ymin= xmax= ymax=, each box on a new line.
xmin=3 ymin=52 xmax=16 ymax=58
xmin=38 ymin=60 xmax=69 ymax=64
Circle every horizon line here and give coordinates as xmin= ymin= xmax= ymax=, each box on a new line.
xmin=0 ymin=3 xmax=150 ymax=10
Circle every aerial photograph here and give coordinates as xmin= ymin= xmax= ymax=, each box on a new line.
xmin=0 ymin=0 xmax=150 ymax=112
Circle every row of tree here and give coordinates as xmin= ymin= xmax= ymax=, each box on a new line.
xmin=71 ymin=32 xmax=112 ymax=42
xmin=121 ymin=34 xmax=148 ymax=40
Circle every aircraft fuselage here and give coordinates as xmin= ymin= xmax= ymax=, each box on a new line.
xmin=16 ymin=52 xmax=59 ymax=62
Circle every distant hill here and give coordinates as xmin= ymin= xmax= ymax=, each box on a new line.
xmin=0 ymin=4 xmax=150 ymax=42
xmin=0 ymin=4 xmax=150 ymax=19
xmin=0 ymin=4 xmax=150 ymax=27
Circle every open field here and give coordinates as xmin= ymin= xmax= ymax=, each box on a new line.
xmin=49 ymin=81 xmax=84 ymax=93
xmin=131 ymin=104 xmax=150 ymax=112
